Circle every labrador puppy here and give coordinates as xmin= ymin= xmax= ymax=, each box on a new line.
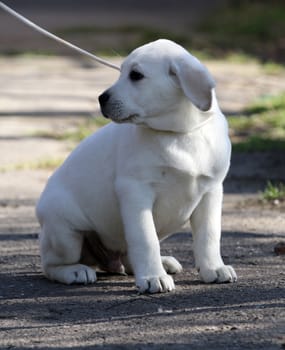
xmin=36 ymin=39 xmax=237 ymax=293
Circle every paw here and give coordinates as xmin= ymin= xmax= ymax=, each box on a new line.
xmin=161 ymin=256 xmax=183 ymax=274
xmin=57 ymin=264 xmax=97 ymax=285
xmin=136 ymin=274 xmax=175 ymax=294
xmin=199 ymin=265 xmax=237 ymax=284
xmin=65 ymin=264 xmax=97 ymax=284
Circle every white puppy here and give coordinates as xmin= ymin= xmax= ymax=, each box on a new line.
xmin=36 ymin=39 xmax=237 ymax=293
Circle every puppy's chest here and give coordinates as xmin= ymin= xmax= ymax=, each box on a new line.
xmin=153 ymin=160 xmax=204 ymax=200
xmin=155 ymin=133 xmax=222 ymax=179
xmin=151 ymin=168 xmax=199 ymax=234
xmin=150 ymin=137 xmax=225 ymax=234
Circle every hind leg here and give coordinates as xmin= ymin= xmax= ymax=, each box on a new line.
xmin=40 ymin=222 xmax=97 ymax=285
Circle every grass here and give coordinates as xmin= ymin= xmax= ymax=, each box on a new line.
xmin=32 ymin=92 xmax=285 ymax=156
xmin=32 ymin=116 xmax=109 ymax=142
xmin=1 ymin=49 xmax=57 ymax=57
xmin=228 ymin=92 xmax=285 ymax=152
xmin=55 ymin=25 xmax=190 ymax=57
xmin=231 ymin=137 xmax=285 ymax=152
xmin=262 ymin=61 xmax=285 ymax=75
xmin=55 ymin=2 xmax=285 ymax=64
xmin=262 ymin=181 xmax=285 ymax=202
xmin=3 ymin=91 xmax=284 ymax=172
xmin=0 ymin=158 xmax=64 ymax=173
xmin=0 ymin=117 xmax=109 ymax=172
xmin=2 ymin=2 xmax=285 ymax=71
xmin=196 ymin=1 xmax=285 ymax=63
xmin=246 ymin=94 xmax=285 ymax=114
xmin=55 ymin=20 xmax=285 ymax=66
xmin=64 ymin=116 xmax=109 ymax=141
xmin=0 ymin=1 xmax=284 ymax=69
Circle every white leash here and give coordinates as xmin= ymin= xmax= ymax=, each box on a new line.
xmin=0 ymin=1 xmax=121 ymax=71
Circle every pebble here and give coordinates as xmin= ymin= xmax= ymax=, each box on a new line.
xmin=274 ymin=242 xmax=285 ymax=255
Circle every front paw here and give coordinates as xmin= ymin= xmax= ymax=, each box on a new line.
xmin=199 ymin=265 xmax=237 ymax=284
xmin=136 ymin=274 xmax=175 ymax=294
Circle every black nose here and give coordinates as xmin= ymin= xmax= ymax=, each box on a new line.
xmin=98 ymin=91 xmax=110 ymax=107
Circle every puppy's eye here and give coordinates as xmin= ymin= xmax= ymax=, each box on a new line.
xmin=129 ymin=70 xmax=144 ymax=81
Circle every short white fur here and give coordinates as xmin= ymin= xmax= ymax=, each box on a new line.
xmin=36 ymin=39 xmax=237 ymax=293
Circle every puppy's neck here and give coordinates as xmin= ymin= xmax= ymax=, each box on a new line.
xmin=146 ymin=90 xmax=220 ymax=134
xmin=187 ymin=114 xmax=214 ymax=134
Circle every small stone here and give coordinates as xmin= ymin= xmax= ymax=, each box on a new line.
xmin=274 ymin=242 xmax=285 ymax=255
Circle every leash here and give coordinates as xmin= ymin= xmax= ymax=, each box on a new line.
xmin=0 ymin=1 xmax=121 ymax=71
xmin=0 ymin=1 xmax=218 ymax=132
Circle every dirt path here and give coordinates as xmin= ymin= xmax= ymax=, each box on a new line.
xmin=0 ymin=57 xmax=285 ymax=349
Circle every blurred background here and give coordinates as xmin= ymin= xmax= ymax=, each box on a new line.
xmin=0 ymin=0 xmax=284 ymax=60
xmin=0 ymin=0 xmax=285 ymax=198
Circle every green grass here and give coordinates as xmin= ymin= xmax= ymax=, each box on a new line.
xmin=232 ymin=137 xmax=285 ymax=152
xmin=55 ymin=25 xmax=190 ymax=56
xmin=246 ymin=94 xmax=285 ymax=114
xmin=262 ymin=181 xmax=285 ymax=202
xmin=62 ymin=116 xmax=110 ymax=142
xmin=1 ymin=2 xmax=285 ymax=65
xmin=3 ymin=1 xmax=285 ymax=68
xmin=32 ymin=93 xmax=285 ymax=155
xmin=196 ymin=2 xmax=285 ymax=63
xmin=228 ymin=92 xmax=285 ymax=152
xmin=262 ymin=61 xmax=285 ymax=75
xmin=3 ymin=91 xmax=284 ymax=172
xmin=1 ymin=49 xmax=57 ymax=57
xmin=32 ymin=116 xmax=109 ymax=142
xmin=60 ymin=116 xmax=109 ymax=142
xmin=0 ymin=157 xmax=64 ymax=173
xmin=1 ymin=118 xmax=110 ymax=172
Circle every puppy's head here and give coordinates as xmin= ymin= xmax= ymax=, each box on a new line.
xmin=99 ymin=39 xmax=215 ymax=132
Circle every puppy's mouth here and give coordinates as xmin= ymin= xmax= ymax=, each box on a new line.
xmin=102 ymin=112 xmax=139 ymax=124
xmin=114 ymin=114 xmax=138 ymax=124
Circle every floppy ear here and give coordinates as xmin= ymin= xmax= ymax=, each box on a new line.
xmin=170 ymin=54 xmax=215 ymax=111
